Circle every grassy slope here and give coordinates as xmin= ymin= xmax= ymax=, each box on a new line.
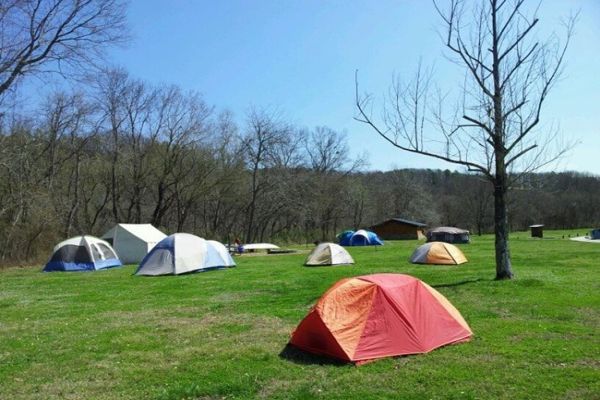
xmin=0 ymin=230 xmax=598 ymax=400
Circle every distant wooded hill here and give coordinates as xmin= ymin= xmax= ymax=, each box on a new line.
xmin=1 ymin=87 xmax=597 ymax=267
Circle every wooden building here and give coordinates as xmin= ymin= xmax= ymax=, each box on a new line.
xmin=369 ymin=218 xmax=427 ymax=240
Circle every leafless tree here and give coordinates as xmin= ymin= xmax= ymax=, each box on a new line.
xmin=356 ymin=0 xmax=576 ymax=279
xmin=465 ymin=176 xmax=493 ymax=236
xmin=302 ymin=127 xmax=365 ymax=239
xmin=201 ymin=111 xmax=246 ymax=239
xmin=94 ymin=67 xmax=129 ymax=221
xmin=39 ymin=91 xmax=94 ymax=236
xmin=0 ymin=0 xmax=128 ymax=99
xmin=149 ymin=86 xmax=212 ymax=228
xmin=306 ymin=127 xmax=351 ymax=173
xmin=241 ymin=108 xmax=297 ymax=243
xmin=119 ymin=78 xmax=161 ymax=223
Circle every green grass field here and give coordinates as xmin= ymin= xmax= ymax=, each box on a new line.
xmin=1 ymin=230 xmax=598 ymax=399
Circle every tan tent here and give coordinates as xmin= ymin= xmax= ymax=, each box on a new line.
xmin=410 ymin=242 xmax=467 ymax=265
xmin=305 ymin=243 xmax=354 ymax=266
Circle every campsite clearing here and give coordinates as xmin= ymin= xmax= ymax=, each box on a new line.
xmin=0 ymin=229 xmax=598 ymax=399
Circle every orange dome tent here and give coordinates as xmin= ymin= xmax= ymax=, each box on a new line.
xmin=289 ymin=273 xmax=472 ymax=364
xmin=410 ymin=242 xmax=468 ymax=265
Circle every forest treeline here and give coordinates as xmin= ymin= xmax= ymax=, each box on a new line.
xmin=1 ymin=70 xmax=598 ymax=266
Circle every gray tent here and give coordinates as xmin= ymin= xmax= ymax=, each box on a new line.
xmin=135 ymin=233 xmax=235 ymax=276
xmin=426 ymin=227 xmax=470 ymax=244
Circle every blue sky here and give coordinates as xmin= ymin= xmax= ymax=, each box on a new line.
xmin=108 ymin=0 xmax=600 ymax=174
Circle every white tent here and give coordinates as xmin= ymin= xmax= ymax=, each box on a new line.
xmin=135 ymin=233 xmax=236 ymax=276
xmin=102 ymin=224 xmax=166 ymax=264
xmin=206 ymin=240 xmax=236 ymax=268
xmin=305 ymin=243 xmax=355 ymax=266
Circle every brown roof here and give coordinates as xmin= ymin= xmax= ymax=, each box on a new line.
xmin=371 ymin=218 xmax=427 ymax=228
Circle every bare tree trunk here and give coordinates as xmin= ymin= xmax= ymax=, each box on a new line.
xmin=64 ymin=155 xmax=81 ymax=237
xmin=111 ymin=129 xmax=120 ymax=222
xmin=494 ymin=156 xmax=514 ymax=279
xmin=152 ymin=182 xmax=166 ymax=227
xmin=88 ymin=185 xmax=111 ymax=231
xmin=491 ymin=4 xmax=513 ymax=280
xmin=2 ymin=205 xmax=23 ymax=261
xmin=245 ymin=163 xmax=260 ymax=243
xmin=211 ymin=198 xmax=222 ymax=233
xmin=134 ymin=184 xmax=142 ymax=223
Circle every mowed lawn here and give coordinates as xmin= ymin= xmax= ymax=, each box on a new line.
xmin=0 ymin=230 xmax=598 ymax=400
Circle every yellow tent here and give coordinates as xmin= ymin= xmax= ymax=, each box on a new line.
xmin=410 ymin=242 xmax=467 ymax=265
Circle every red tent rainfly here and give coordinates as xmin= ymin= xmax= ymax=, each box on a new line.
xmin=289 ymin=273 xmax=473 ymax=364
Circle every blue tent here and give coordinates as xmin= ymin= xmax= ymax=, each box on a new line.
xmin=44 ymin=236 xmax=122 ymax=272
xmin=336 ymin=230 xmax=354 ymax=245
xmin=339 ymin=229 xmax=384 ymax=246
xmin=591 ymin=229 xmax=600 ymax=240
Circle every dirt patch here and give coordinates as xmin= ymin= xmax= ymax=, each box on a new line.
xmin=572 ymin=358 xmax=600 ymax=368
xmin=510 ymin=331 xmax=584 ymax=343
xmin=234 ymin=250 xmax=308 ymax=258
xmin=467 ymin=353 xmax=500 ymax=363
xmin=209 ymin=292 xmax=248 ymax=304
xmin=257 ymin=378 xmax=298 ymax=399
xmin=568 ymin=307 xmax=600 ymax=332
xmin=1 ymin=368 xmax=125 ymax=400
xmin=99 ymin=308 xmax=290 ymax=343
xmin=563 ymin=387 xmax=600 ymax=400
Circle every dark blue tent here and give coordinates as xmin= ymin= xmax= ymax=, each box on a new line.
xmin=44 ymin=236 xmax=122 ymax=272
xmin=591 ymin=229 xmax=600 ymax=240
xmin=336 ymin=230 xmax=354 ymax=245
xmin=339 ymin=230 xmax=384 ymax=246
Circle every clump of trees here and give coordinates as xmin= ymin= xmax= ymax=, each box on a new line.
xmin=0 ymin=68 xmax=370 ymax=264
xmin=1 ymin=79 xmax=598 ymax=267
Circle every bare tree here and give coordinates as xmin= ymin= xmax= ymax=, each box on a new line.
xmin=241 ymin=108 xmax=296 ymax=243
xmin=202 ymin=111 xmax=246 ymax=239
xmin=356 ymin=0 xmax=576 ymax=279
xmin=94 ymin=67 xmax=129 ymax=222
xmin=120 ymin=78 xmax=161 ymax=223
xmin=39 ymin=90 xmax=94 ymax=236
xmin=306 ymin=127 xmax=352 ymax=173
xmin=465 ymin=176 xmax=493 ymax=236
xmin=149 ymin=86 xmax=212 ymax=228
xmin=303 ymin=127 xmax=364 ymax=239
xmin=0 ymin=0 xmax=128 ymax=99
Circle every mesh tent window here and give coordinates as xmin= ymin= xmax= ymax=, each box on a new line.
xmin=97 ymin=243 xmax=117 ymax=260
xmin=90 ymin=244 xmax=103 ymax=260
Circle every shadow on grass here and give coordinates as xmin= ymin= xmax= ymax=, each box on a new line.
xmin=431 ymin=278 xmax=487 ymax=288
xmin=279 ymin=344 xmax=348 ymax=366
